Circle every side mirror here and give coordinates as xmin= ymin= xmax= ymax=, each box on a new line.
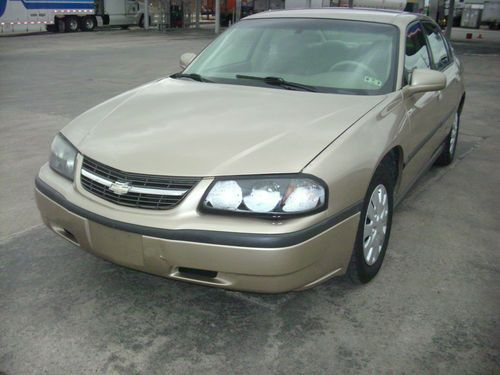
xmin=180 ymin=53 xmax=196 ymax=70
xmin=404 ymin=69 xmax=447 ymax=97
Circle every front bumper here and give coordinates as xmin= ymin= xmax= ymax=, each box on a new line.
xmin=35 ymin=172 xmax=361 ymax=293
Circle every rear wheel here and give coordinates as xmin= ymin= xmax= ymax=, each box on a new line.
xmin=56 ymin=18 xmax=66 ymax=33
xmin=348 ymin=158 xmax=395 ymax=283
xmin=65 ymin=16 xmax=79 ymax=32
xmin=46 ymin=24 xmax=57 ymax=32
xmin=435 ymin=111 xmax=459 ymax=166
xmin=80 ymin=16 xmax=96 ymax=32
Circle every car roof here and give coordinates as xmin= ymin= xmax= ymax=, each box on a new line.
xmin=245 ymin=8 xmax=423 ymax=29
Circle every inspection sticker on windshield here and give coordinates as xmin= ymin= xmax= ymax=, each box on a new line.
xmin=364 ymin=76 xmax=382 ymax=87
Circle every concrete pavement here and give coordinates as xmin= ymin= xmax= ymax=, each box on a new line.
xmin=0 ymin=29 xmax=499 ymax=374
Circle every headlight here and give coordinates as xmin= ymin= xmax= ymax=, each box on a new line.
xmin=202 ymin=176 xmax=327 ymax=218
xmin=49 ymin=133 xmax=77 ymax=181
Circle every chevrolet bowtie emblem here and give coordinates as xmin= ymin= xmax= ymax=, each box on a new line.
xmin=109 ymin=181 xmax=131 ymax=195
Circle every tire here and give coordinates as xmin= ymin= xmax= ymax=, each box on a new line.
xmin=348 ymin=157 xmax=395 ymax=284
xmin=80 ymin=16 xmax=96 ymax=32
xmin=120 ymin=25 xmax=129 ymax=30
xmin=435 ymin=111 xmax=459 ymax=166
xmin=64 ymin=16 xmax=79 ymax=32
xmin=46 ymin=24 xmax=57 ymax=33
xmin=56 ymin=18 xmax=65 ymax=33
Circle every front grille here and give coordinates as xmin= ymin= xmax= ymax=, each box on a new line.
xmin=80 ymin=157 xmax=200 ymax=210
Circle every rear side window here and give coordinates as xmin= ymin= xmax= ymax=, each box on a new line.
xmin=404 ymin=22 xmax=430 ymax=84
xmin=422 ymin=22 xmax=451 ymax=70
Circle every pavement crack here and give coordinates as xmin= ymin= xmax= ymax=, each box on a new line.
xmin=0 ymin=223 xmax=43 ymax=244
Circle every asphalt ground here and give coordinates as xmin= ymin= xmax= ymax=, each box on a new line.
xmin=0 ymin=29 xmax=499 ymax=374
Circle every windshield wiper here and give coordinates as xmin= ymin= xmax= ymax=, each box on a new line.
xmin=171 ymin=72 xmax=213 ymax=83
xmin=235 ymin=75 xmax=317 ymax=92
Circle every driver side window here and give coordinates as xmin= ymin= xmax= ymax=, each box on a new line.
xmin=404 ymin=22 xmax=431 ymax=85
xmin=422 ymin=22 xmax=452 ymax=70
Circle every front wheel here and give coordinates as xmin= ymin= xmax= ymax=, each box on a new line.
xmin=348 ymin=158 xmax=395 ymax=283
xmin=435 ymin=111 xmax=459 ymax=166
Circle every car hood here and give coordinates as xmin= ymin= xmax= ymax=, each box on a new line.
xmin=63 ymin=78 xmax=385 ymax=177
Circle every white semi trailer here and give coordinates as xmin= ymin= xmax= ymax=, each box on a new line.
xmin=482 ymin=0 xmax=500 ymax=28
xmin=0 ymin=0 xmax=147 ymax=33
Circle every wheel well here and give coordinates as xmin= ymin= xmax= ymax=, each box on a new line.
xmin=380 ymin=146 xmax=403 ymax=190
xmin=458 ymin=93 xmax=466 ymax=114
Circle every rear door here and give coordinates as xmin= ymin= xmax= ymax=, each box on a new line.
xmin=421 ymin=21 xmax=463 ymax=132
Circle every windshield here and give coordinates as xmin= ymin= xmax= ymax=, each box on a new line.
xmin=183 ymin=18 xmax=399 ymax=95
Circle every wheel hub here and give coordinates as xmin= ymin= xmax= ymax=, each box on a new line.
xmin=363 ymin=184 xmax=389 ymax=266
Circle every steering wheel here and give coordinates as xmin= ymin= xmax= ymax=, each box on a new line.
xmin=329 ymin=60 xmax=377 ymax=78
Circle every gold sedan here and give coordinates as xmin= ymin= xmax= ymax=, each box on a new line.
xmin=35 ymin=9 xmax=465 ymax=292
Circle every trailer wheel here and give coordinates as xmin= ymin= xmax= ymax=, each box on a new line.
xmin=56 ymin=18 xmax=66 ymax=32
xmin=46 ymin=24 xmax=57 ymax=33
xmin=80 ymin=16 xmax=96 ymax=32
xmin=65 ymin=16 xmax=79 ymax=32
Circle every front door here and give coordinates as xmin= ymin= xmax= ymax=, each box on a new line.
xmin=401 ymin=21 xmax=443 ymax=187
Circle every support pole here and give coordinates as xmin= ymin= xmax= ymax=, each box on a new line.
xmin=445 ymin=0 xmax=455 ymax=38
xmin=428 ymin=0 xmax=438 ymax=22
xmin=215 ymin=0 xmax=220 ymax=34
xmin=195 ymin=0 xmax=200 ymax=28
xmin=144 ymin=0 xmax=149 ymax=30
xmin=235 ymin=0 xmax=241 ymax=22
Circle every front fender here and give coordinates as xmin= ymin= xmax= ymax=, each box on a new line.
xmin=302 ymin=92 xmax=408 ymax=216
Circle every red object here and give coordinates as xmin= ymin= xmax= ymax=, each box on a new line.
xmin=466 ymin=33 xmax=472 ymax=39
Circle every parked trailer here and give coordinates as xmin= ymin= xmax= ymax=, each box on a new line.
xmin=0 ymin=0 xmax=144 ymax=33
xmin=482 ymin=0 xmax=500 ymax=29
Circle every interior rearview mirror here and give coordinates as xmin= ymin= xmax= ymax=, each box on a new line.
xmin=404 ymin=69 xmax=447 ymax=97
xmin=180 ymin=53 xmax=196 ymax=70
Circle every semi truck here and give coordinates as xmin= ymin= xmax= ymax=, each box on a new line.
xmin=0 ymin=0 xmax=148 ymax=33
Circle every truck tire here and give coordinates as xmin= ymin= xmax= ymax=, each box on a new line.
xmin=46 ymin=24 xmax=57 ymax=32
xmin=56 ymin=18 xmax=66 ymax=32
xmin=80 ymin=16 xmax=96 ymax=32
xmin=65 ymin=16 xmax=79 ymax=32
